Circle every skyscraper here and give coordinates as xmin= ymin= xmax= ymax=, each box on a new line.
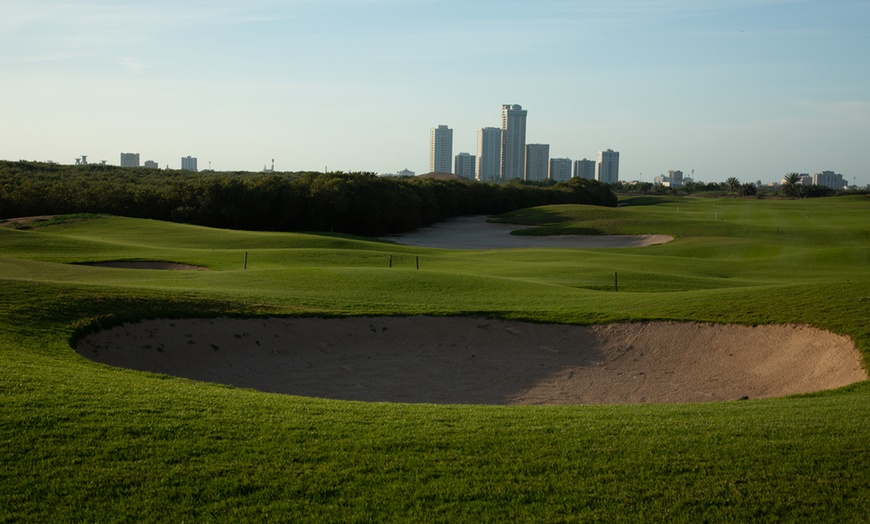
xmin=120 ymin=153 xmax=140 ymax=167
xmin=525 ymin=144 xmax=549 ymax=181
xmin=454 ymin=153 xmax=476 ymax=180
xmin=500 ymin=104 xmax=527 ymax=181
xmin=429 ymin=125 xmax=453 ymax=173
xmin=573 ymin=158 xmax=596 ymax=180
xmin=596 ymin=149 xmax=619 ymax=184
xmin=549 ymin=158 xmax=572 ymax=182
xmin=476 ymin=127 xmax=502 ymax=183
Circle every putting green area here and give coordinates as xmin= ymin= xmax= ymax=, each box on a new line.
xmin=2 ymin=195 xmax=869 ymax=522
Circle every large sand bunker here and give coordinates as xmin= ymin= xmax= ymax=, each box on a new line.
xmin=380 ymin=215 xmax=672 ymax=249
xmin=76 ymin=317 xmax=866 ymax=405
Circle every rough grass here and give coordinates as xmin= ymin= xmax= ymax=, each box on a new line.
xmin=1 ymin=195 xmax=869 ymax=522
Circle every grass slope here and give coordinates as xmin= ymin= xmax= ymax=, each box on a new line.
xmin=1 ymin=196 xmax=869 ymax=522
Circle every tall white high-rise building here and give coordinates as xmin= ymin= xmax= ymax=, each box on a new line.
xmin=429 ymin=125 xmax=453 ymax=173
xmin=454 ymin=153 xmax=476 ymax=179
xmin=476 ymin=127 xmax=502 ymax=183
xmin=500 ymin=104 xmax=527 ymax=181
xmin=596 ymin=149 xmax=619 ymax=184
xmin=549 ymin=158 xmax=572 ymax=182
xmin=181 ymin=156 xmax=198 ymax=172
xmin=525 ymin=144 xmax=549 ymax=181
xmin=573 ymin=158 xmax=596 ymax=179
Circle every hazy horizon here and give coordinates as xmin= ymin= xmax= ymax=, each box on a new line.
xmin=2 ymin=0 xmax=868 ymax=186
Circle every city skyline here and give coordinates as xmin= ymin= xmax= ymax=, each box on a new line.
xmin=2 ymin=1 xmax=869 ymax=186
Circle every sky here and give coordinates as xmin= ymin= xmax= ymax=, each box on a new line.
xmin=2 ymin=0 xmax=869 ymax=186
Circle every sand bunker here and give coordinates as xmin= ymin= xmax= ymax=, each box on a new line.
xmin=380 ymin=215 xmax=673 ymax=249
xmin=77 ymin=261 xmax=208 ymax=270
xmin=76 ymin=317 xmax=866 ymax=405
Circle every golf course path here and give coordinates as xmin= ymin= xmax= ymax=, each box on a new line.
xmin=77 ymin=317 xmax=866 ymax=405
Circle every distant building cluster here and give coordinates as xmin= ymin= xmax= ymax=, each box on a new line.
xmin=429 ymin=104 xmax=620 ymax=184
xmin=116 ymin=153 xmax=198 ymax=171
xmin=60 ymin=135 xmax=859 ymax=190
xmin=780 ymin=171 xmax=848 ymax=190
xmin=381 ymin=168 xmax=416 ymax=177
xmin=72 ymin=152 xmax=203 ymax=171
xmin=120 ymin=152 xmax=163 ymax=169
xmin=75 ymin=155 xmax=107 ymax=166
xmin=654 ymin=170 xmax=692 ymax=187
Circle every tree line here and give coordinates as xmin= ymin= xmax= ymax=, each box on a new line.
xmin=0 ymin=161 xmax=618 ymax=236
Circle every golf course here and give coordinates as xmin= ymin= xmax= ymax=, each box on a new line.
xmin=2 ymin=194 xmax=869 ymax=521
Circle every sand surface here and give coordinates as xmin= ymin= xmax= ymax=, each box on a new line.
xmin=77 ymin=261 xmax=208 ymax=270
xmin=0 ymin=215 xmax=60 ymax=229
xmin=379 ymin=215 xmax=673 ymax=249
xmin=77 ymin=317 xmax=866 ymax=405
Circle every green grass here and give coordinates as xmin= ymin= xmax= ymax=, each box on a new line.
xmin=2 ymin=195 xmax=869 ymax=522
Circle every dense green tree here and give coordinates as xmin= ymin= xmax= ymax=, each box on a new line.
xmin=0 ymin=161 xmax=618 ymax=236
xmin=739 ymin=183 xmax=758 ymax=197
xmin=801 ymin=184 xmax=835 ymax=198
xmin=725 ymin=177 xmax=741 ymax=193
xmin=783 ymin=173 xmax=802 ymax=197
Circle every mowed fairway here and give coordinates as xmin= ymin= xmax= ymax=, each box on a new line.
xmin=2 ymin=195 xmax=869 ymax=522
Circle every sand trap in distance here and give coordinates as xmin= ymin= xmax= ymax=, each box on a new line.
xmin=77 ymin=261 xmax=208 ymax=270
xmin=76 ymin=316 xmax=867 ymax=405
xmin=380 ymin=215 xmax=672 ymax=249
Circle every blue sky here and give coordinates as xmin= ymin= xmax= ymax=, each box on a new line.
xmin=2 ymin=0 xmax=868 ymax=185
